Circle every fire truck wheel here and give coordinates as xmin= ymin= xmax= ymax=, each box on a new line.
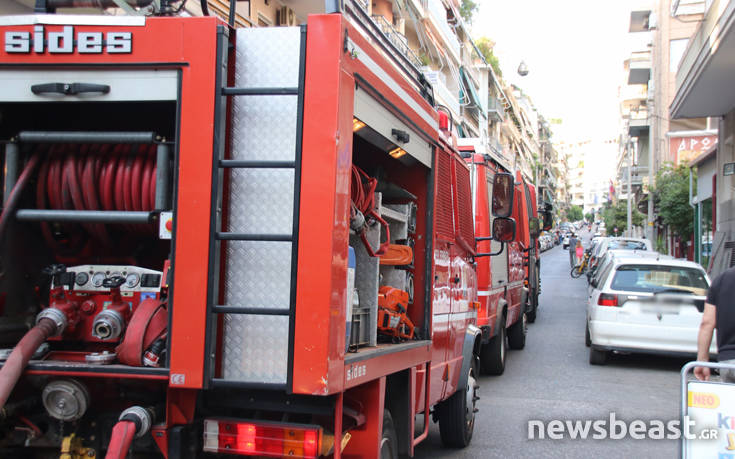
xmin=437 ymin=360 xmax=477 ymax=447
xmin=507 ymin=313 xmax=527 ymax=350
xmin=380 ymin=409 xmax=398 ymax=459
xmin=480 ymin=323 xmax=505 ymax=375
xmin=589 ymin=347 xmax=608 ymax=365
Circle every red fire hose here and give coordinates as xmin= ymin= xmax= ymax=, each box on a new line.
xmin=350 ymin=165 xmax=390 ymax=257
xmin=0 ymin=150 xmax=41 ymax=243
xmin=105 ymin=420 xmax=136 ymax=459
xmin=36 ymin=143 xmax=158 ymax=248
xmin=0 ymin=318 xmax=57 ymax=410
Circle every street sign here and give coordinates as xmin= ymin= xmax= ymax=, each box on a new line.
xmin=725 ymin=162 xmax=735 ymax=176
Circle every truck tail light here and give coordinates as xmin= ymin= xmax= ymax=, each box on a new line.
xmin=203 ymin=419 xmax=321 ymax=458
xmin=598 ymin=293 xmax=619 ymax=307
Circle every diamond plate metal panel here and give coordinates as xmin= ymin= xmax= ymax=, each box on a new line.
xmin=222 ymin=314 xmax=289 ymax=383
xmin=224 ymin=241 xmax=292 ymax=310
xmin=230 ymin=95 xmax=297 ymax=162
xmin=235 ymin=27 xmax=301 ymax=88
xmin=227 ymin=169 xmax=294 ymax=235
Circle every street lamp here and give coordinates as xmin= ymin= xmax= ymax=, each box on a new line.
xmin=517 ymin=60 xmax=529 ymax=76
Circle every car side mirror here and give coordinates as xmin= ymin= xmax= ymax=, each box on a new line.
xmin=492 ymin=217 xmax=516 ymax=243
xmin=590 ymin=278 xmax=598 ymax=288
xmin=529 ymin=217 xmax=541 ymax=239
xmin=491 ymin=172 xmax=514 ymax=218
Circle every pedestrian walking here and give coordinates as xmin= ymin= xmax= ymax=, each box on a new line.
xmin=568 ymin=232 xmax=578 ymax=268
xmin=575 ymin=241 xmax=584 ymax=267
xmin=695 ymin=266 xmax=735 ymax=382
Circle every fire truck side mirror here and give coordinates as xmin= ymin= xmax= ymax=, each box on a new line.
xmin=492 ymin=217 xmax=516 ymax=243
xmin=491 ymin=173 xmax=514 ymax=218
xmin=529 ymin=217 xmax=541 ymax=239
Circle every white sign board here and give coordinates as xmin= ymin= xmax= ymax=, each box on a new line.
xmin=686 ymin=381 xmax=735 ymax=457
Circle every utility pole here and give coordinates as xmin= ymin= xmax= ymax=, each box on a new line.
xmin=627 ymin=140 xmax=632 ymax=237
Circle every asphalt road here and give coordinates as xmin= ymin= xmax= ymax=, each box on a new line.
xmin=415 ymin=230 xmax=689 ymax=458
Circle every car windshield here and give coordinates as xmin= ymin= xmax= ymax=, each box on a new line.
xmin=610 ymin=265 xmax=709 ymax=295
xmin=607 ymin=240 xmax=647 ymax=251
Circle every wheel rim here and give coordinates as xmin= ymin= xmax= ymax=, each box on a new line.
xmin=500 ymin=326 xmax=506 ymax=362
xmin=464 ymin=367 xmax=478 ymax=433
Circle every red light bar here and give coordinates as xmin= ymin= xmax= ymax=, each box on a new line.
xmin=203 ymin=419 xmax=322 ymax=458
xmin=598 ymin=293 xmax=619 ymax=307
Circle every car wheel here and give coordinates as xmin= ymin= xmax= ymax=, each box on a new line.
xmin=589 ymin=347 xmax=608 ymax=365
xmin=437 ymin=358 xmax=478 ymax=448
xmin=480 ymin=323 xmax=506 ymax=375
xmin=585 ymin=323 xmax=591 ymax=347
xmin=507 ymin=313 xmax=526 ymax=350
xmin=380 ymin=409 xmax=398 ymax=459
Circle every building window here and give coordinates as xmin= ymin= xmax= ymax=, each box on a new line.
xmin=670 ymin=39 xmax=689 ymax=73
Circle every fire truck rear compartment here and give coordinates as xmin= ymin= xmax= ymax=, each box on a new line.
xmin=0 ymin=67 xmax=177 ymax=454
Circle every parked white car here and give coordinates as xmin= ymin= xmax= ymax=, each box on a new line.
xmin=586 ymin=256 xmax=715 ymax=364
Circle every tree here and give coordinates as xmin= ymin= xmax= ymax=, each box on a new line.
xmin=584 ymin=212 xmax=594 ymax=223
xmin=475 ymin=37 xmax=503 ymax=78
xmin=652 ymin=162 xmax=694 ymax=241
xmin=459 ymin=0 xmax=479 ymax=24
xmin=568 ymin=205 xmax=583 ymax=222
xmin=600 ymin=200 xmax=644 ymax=236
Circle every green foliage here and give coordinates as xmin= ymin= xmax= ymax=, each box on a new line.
xmin=568 ymin=205 xmax=583 ymax=222
xmin=475 ymin=37 xmax=503 ymax=78
xmin=459 ymin=0 xmax=479 ymax=24
xmin=584 ymin=212 xmax=594 ymax=223
xmin=652 ymin=162 xmax=694 ymax=240
xmin=600 ymin=200 xmax=644 ymax=235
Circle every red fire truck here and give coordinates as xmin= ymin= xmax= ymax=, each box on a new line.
xmin=459 ymin=143 xmax=549 ymax=375
xmin=0 ymin=1 xmax=518 ymax=457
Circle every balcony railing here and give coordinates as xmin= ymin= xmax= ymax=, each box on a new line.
xmin=488 ymin=96 xmax=505 ymax=122
xmin=423 ymin=0 xmax=461 ymax=61
xmin=371 ymin=15 xmax=423 ymax=70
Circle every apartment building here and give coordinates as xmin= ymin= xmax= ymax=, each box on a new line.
xmin=671 ymin=0 xmax=735 ymax=276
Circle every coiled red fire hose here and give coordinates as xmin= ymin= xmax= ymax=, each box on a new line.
xmin=0 ymin=318 xmax=57 ymax=410
xmin=350 ymin=165 xmax=390 ymax=257
xmin=105 ymin=420 xmax=136 ymax=459
xmin=36 ymin=143 xmax=157 ymax=247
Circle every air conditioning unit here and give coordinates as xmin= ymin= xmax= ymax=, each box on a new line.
xmin=279 ymin=6 xmax=297 ymax=26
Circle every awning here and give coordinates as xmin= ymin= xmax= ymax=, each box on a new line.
xmin=459 ymin=66 xmax=484 ymax=117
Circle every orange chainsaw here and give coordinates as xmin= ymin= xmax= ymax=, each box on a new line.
xmin=377 ymin=286 xmax=415 ymax=340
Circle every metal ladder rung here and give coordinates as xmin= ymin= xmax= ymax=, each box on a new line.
xmin=223 ymin=87 xmax=299 ymax=96
xmin=216 ymin=232 xmax=293 ymax=242
xmin=219 ymin=160 xmax=295 ymax=169
xmin=213 ymin=305 xmax=290 ymax=316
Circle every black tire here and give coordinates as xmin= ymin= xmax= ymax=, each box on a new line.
xmin=526 ymin=306 xmax=537 ymax=324
xmin=380 ymin=409 xmax=398 ymax=459
xmin=480 ymin=323 xmax=505 ymax=375
xmin=585 ymin=322 xmax=591 ymax=347
xmin=507 ymin=313 xmax=526 ymax=350
xmin=437 ymin=358 xmax=478 ymax=448
xmin=589 ymin=347 xmax=608 ymax=365
xmin=570 ymin=266 xmax=583 ymax=279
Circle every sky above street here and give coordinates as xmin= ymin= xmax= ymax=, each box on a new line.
xmin=472 ymin=0 xmax=650 ymax=145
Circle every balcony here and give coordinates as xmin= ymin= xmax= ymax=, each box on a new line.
xmin=617 ymin=167 xmax=645 ymax=186
xmin=629 ymin=10 xmax=653 ymax=32
xmin=488 ymin=96 xmax=505 ymax=122
xmin=423 ymin=71 xmax=460 ymax=118
xmin=671 ymin=0 xmax=735 ymax=118
xmin=620 ymin=84 xmax=648 ymax=109
xmin=423 ymin=0 xmax=461 ymax=62
xmin=371 ymin=15 xmax=423 ymax=70
xmin=628 ymin=50 xmax=651 ymax=85
xmin=628 ymin=109 xmax=650 ymax=136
